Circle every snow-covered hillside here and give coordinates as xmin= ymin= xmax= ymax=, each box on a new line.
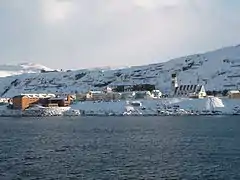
xmin=1 ymin=44 xmax=240 ymax=97
xmin=0 ymin=62 xmax=53 ymax=77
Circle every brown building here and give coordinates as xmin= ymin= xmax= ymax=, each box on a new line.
xmin=12 ymin=95 xmax=39 ymax=110
xmin=46 ymin=95 xmax=71 ymax=107
xmin=12 ymin=94 xmax=72 ymax=110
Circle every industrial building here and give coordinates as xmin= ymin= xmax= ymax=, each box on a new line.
xmin=12 ymin=93 xmax=72 ymax=110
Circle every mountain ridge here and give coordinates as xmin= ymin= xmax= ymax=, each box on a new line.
xmin=1 ymin=44 xmax=240 ymax=97
xmin=0 ymin=62 xmax=53 ymax=78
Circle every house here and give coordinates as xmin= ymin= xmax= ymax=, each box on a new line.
xmin=151 ymin=90 xmax=162 ymax=98
xmin=76 ymin=93 xmax=87 ymax=101
xmin=55 ymin=93 xmax=76 ymax=101
xmin=103 ymin=86 xmax=113 ymax=93
xmin=46 ymin=95 xmax=71 ymax=107
xmin=86 ymin=91 xmax=105 ymax=101
xmin=228 ymin=90 xmax=240 ymax=99
xmin=76 ymin=90 xmax=122 ymax=101
xmin=0 ymin=98 xmax=10 ymax=105
xmin=134 ymin=91 xmax=152 ymax=99
xmin=133 ymin=90 xmax=162 ymax=99
xmin=104 ymin=92 xmax=122 ymax=101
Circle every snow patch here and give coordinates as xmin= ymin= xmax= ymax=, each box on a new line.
xmin=1 ymin=44 xmax=240 ymax=96
xmin=0 ymin=63 xmax=53 ymax=77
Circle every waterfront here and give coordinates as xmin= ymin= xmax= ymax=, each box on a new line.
xmin=0 ymin=116 xmax=240 ymax=179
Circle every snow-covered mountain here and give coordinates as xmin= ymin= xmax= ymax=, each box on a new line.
xmin=0 ymin=62 xmax=53 ymax=77
xmin=1 ymin=44 xmax=240 ymax=97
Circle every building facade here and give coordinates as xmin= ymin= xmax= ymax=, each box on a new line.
xmin=12 ymin=93 xmax=71 ymax=110
xmin=174 ymin=84 xmax=206 ymax=98
xmin=228 ymin=90 xmax=240 ymax=99
xmin=171 ymin=73 xmax=206 ymax=98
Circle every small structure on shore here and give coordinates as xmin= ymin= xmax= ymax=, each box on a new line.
xmin=228 ymin=90 xmax=240 ymax=99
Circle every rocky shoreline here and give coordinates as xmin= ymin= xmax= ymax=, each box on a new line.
xmin=0 ymin=97 xmax=240 ymax=117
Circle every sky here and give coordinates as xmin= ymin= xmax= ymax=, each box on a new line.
xmin=0 ymin=0 xmax=240 ymax=69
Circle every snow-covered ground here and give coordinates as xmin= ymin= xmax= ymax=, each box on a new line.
xmin=0 ymin=97 xmax=239 ymax=117
xmin=1 ymin=44 xmax=240 ymax=97
xmin=0 ymin=62 xmax=54 ymax=77
xmin=0 ymin=105 xmax=75 ymax=117
xmin=70 ymin=97 xmax=240 ymax=116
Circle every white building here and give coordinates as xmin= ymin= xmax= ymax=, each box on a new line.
xmin=87 ymin=91 xmax=105 ymax=101
xmin=174 ymin=84 xmax=206 ymax=98
xmin=171 ymin=73 xmax=206 ymax=98
xmin=134 ymin=90 xmax=162 ymax=99
xmin=20 ymin=93 xmax=56 ymax=98
xmin=103 ymin=86 xmax=112 ymax=93
xmin=228 ymin=90 xmax=240 ymax=99
xmin=151 ymin=90 xmax=162 ymax=98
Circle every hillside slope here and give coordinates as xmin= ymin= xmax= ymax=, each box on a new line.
xmin=0 ymin=63 xmax=53 ymax=78
xmin=1 ymin=45 xmax=240 ymax=97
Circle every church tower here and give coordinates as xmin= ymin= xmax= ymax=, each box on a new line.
xmin=171 ymin=73 xmax=178 ymax=93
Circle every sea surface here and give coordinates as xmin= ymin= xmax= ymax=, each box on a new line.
xmin=0 ymin=116 xmax=240 ymax=180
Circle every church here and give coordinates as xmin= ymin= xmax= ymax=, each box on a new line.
xmin=171 ymin=73 xmax=206 ymax=98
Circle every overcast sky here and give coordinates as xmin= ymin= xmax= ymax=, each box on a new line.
xmin=0 ymin=0 xmax=240 ymax=69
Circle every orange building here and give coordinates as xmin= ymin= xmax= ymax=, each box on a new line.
xmin=12 ymin=95 xmax=39 ymax=110
xmin=12 ymin=94 xmax=72 ymax=110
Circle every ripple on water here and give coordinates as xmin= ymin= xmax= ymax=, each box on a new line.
xmin=0 ymin=116 xmax=240 ymax=179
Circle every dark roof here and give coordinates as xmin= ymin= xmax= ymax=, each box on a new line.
xmin=174 ymin=84 xmax=204 ymax=94
xmin=13 ymin=95 xmax=27 ymax=98
xmin=174 ymin=87 xmax=179 ymax=94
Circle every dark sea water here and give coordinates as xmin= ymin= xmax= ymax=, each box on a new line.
xmin=0 ymin=116 xmax=240 ymax=180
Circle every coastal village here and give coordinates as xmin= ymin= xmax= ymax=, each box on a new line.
xmin=0 ymin=73 xmax=240 ymax=117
